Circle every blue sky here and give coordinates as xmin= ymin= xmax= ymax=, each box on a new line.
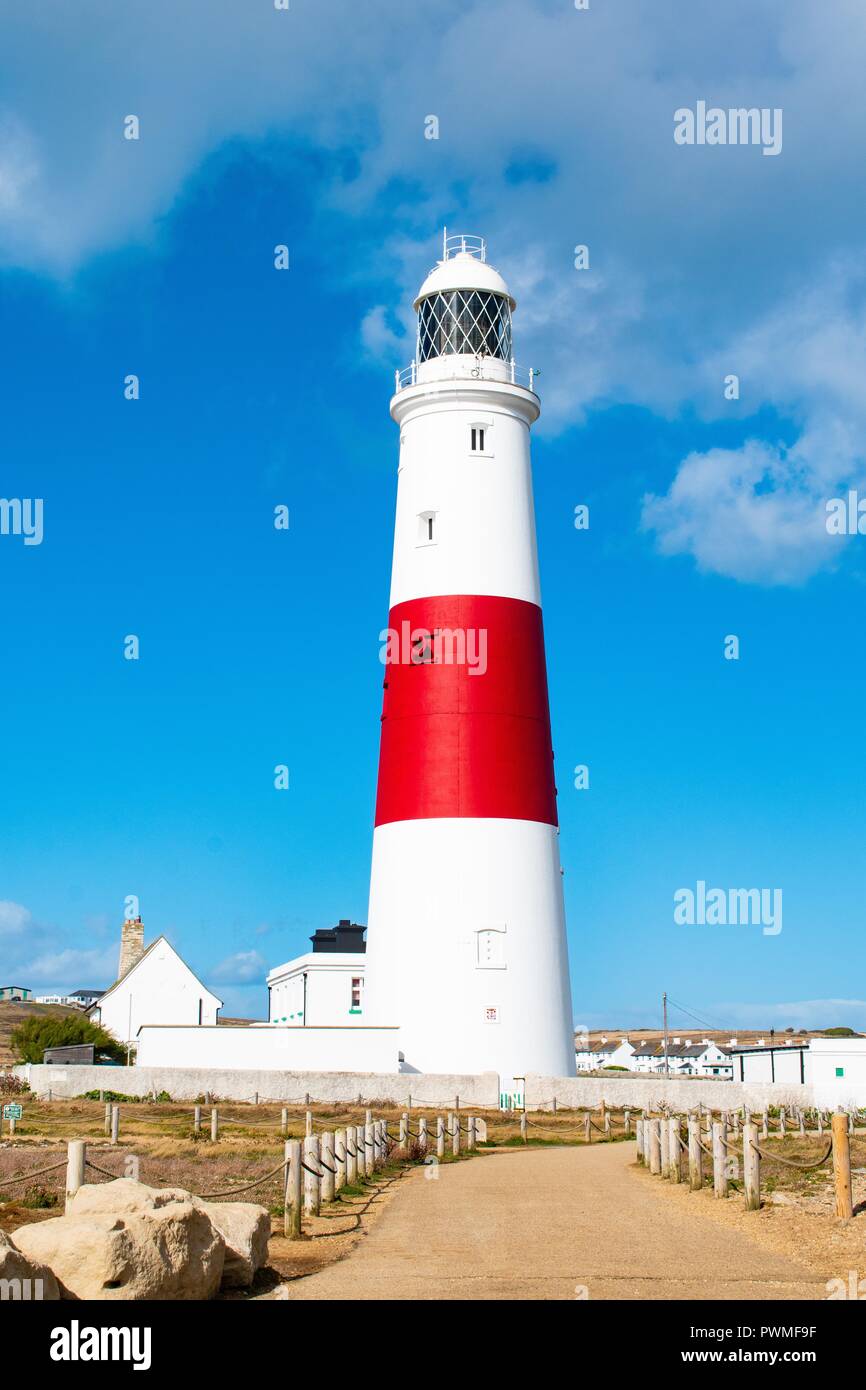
xmin=2 ymin=0 xmax=865 ymax=1030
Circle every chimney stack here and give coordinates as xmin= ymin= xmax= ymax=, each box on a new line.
xmin=118 ymin=916 xmax=145 ymax=979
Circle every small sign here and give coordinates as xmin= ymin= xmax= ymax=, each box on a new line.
xmin=3 ymin=1104 xmax=23 ymax=1120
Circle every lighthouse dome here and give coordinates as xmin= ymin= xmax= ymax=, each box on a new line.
xmin=414 ymin=233 xmax=515 ymax=364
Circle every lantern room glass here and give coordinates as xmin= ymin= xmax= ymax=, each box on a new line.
xmin=417 ymin=290 xmax=513 ymax=363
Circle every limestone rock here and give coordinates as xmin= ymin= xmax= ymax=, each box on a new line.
xmin=13 ymin=1179 xmax=224 ymax=1300
xmin=0 ymin=1228 xmax=60 ymax=1300
xmin=198 ymin=1201 xmax=271 ymax=1288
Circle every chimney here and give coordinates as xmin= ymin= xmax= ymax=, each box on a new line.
xmin=118 ymin=916 xmax=145 ymax=979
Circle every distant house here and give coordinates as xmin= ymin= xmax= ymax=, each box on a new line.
xmin=0 ymin=986 xmax=32 ymax=1002
xmin=574 ymin=1037 xmax=635 ymax=1072
xmin=69 ymin=989 xmax=102 ymax=1010
xmin=267 ymin=919 xmax=367 ymax=1026
xmin=89 ymin=935 xmax=222 ymax=1045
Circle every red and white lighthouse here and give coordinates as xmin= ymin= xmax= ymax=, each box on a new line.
xmin=364 ymin=233 xmax=575 ymax=1083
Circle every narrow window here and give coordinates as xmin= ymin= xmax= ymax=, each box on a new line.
xmin=198 ymin=998 xmax=203 ymax=1025
xmin=351 ymin=977 xmax=363 ymax=1010
xmin=470 ymin=426 xmax=485 ymax=453
xmin=417 ymin=510 xmax=437 ymax=545
xmin=427 ymin=514 xmax=434 ymax=541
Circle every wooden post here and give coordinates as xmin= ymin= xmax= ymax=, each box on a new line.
xmin=65 ymin=1140 xmax=86 ymax=1212
xmin=451 ymin=1112 xmax=460 ymax=1157
xmin=648 ymin=1118 xmax=661 ymax=1175
xmin=552 ymin=1096 xmax=557 ymax=1114
xmin=285 ymin=1139 xmax=302 ymax=1239
xmin=436 ymin=1115 xmax=445 ymax=1159
xmin=365 ymin=1108 xmax=372 ymax=1126
xmin=210 ymin=1106 xmax=218 ymax=1143
xmin=849 ymin=1110 xmax=855 ymax=1136
xmin=281 ymin=1107 xmax=288 ymax=1137
xmin=8 ymin=1117 xmax=15 ymax=1137
xmin=743 ymin=1122 xmax=760 ymax=1211
xmin=305 ymin=1110 xmax=313 ymax=1136
xmin=111 ymin=1104 xmax=120 ymax=1146
xmin=584 ymin=1112 xmax=591 ymax=1144
xmin=365 ymin=1122 xmax=375 ymax=1174
xmin=355 ymin=1124 xmax=366 ymax=1181
xmin=688 ymin=1116 xmax=702 ymax=1191
xmin=104 ymin=1102 xmax=111 ymax=1136
xmin=604 ymin=1108 xmax=611 ymax=1136
xmin=320 ymin=1132 xmax=335 ymax=1203
xmin=668 ymin=1118 xmax=681 ymax=1182
xmin=193 ymin=1104 xmax=201 ymax=1135
xmin=254 ymin=1092 xmax=258 ymax=1107
xmin=624 ymin=1108 xmax=631 ymax=1135
xmin=798 ymin=1109 xmax=805 ymax=1136
xmin=520 ymin=1113 xmax=528 ymax=1144
xmin=304 ymin=1135 xmax=320 ymax=1216
xmin=636 ymin=1116 xmax=644 ymax=1162
xmin=817 ymin=1110 xmax=823 ymax=1136
xmin=399 ymin=1113 xmax=408 ymax=1150
xmin=418 ymin=1116 xmax=428 ymax=1154
xmin=712 ymin=1120 xmax=727 ymax=1198
xmin=335 ymin=1128 xmax=346 ymax=1190
xmin=761 ymin=1110 xmax=769 ymax=1139
xmin=778 ymin=1107 xmax=786 ymax=1137
xmin=468 ymin=1116 xmax=476 ymax=1151
xmin=659 ymin=1113 xmax=670 ymax=1178
xmin=832 ymin=1112 xmax=853 ymax=1220
xmin=346 ymin=1126 xmax=357 ymax=1185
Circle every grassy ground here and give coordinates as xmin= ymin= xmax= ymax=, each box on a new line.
xmin=0 ymin=1000 xmax=82 ymax=1067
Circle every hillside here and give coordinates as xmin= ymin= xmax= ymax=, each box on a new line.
xmin=0 ymin=1000 xmax=82 ymax=1068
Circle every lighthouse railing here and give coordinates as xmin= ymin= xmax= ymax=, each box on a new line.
xmin=395 ymin=358 xmax=538 ymax=395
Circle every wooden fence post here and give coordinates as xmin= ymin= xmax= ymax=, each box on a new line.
xmin=468 ymin=1116 xmax=476 ymax=1151
xmin=712 ymin=1120 xmax=727 ymax=1198
xmin=304 ymin=1135 xmax=321 ymax=1215
xmin=65 ymin=1140 xmax=86 ymax=1212
xmin=399 ymin=1113 xmax=408 ymax=1150
xmin=817 ymin=1110 xmax=823 ymax=1136
xmin=193 ymin=1104 xmax=201 ymax=1135
xmin=281 ymin=1107 xmax=288 ymax=1137
xmin=305 ymin=1110 xmax=313 ymax=1136
xmin=648 ymin=1118 xmax=661 ymax=1175
xmin=520 ymin=1113 xmax=528 ymax=1144
xmin=210 ymin=1106 xmax=218 ymax=1143
xmin=104 ymin=1102 xmax=111 ymax=1136
xmin=798 ymin=1109 xmax=806 ymax=1136
xmin=761 ymin=1110 xmax=769 ymax=1139
xmin=111 ymin=1104 xmax=120 ymax=1146
xmin=335 ymin=1128 xmax=346 ymax=1190
xmin=832 ymin=1112 xmax=853 ymax=1220
xmin=321 ymin=1132 xmax=335 ymax=1203
xmin=624 ymin=1108 xmax=631 ymax=1136
xmin=668 ymin=1117 xmax=682 ymax=1182
xmin=451 ymin=1112 xmax=460 ymax=1157
xmin=778 ymin=1107 xmax=786 ymax=1137
xmin=346 ymin=1126 xmax=357 ymax=1185
xmin=285 ymin=1139 xmax=302 ymax=1239
xmin=436 ymin=1116 xmax=445 ymax=1159
xmin=584 ymin=1112 xmax=591 ymax=1144
xmin=354 ymin=1124 xmax=366 ymax=1180
xmin=364 ymin=1121 xmax=375 ymax=1174
xmin=659 ymin=1113 xmax=670 ymax=1178
xmin=743 ymin=1122 xmax=760 ymax=1211
xmin=688 ymin=1116 xmax=702 ymax=1191
xmin=418 ymin=1116 xmax=428 ymax=1154
xmin=636 ymin=1117 xmax=644 ymax=1162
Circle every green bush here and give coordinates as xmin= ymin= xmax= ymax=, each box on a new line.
xmin=10 ymin=1014 xmax=126 ymax=1065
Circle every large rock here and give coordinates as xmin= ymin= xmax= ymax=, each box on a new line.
xmin=198 ymin=1201 xmax=271 ymax=1288
xmin=0 ymin=1229 xmax=60 ymax=1300
xmin=13 ymin=1179 xmax=224 ymax=1300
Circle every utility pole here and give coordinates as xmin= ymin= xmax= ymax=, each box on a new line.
xmin=663 ymin=992 xmax=670 ymax=1077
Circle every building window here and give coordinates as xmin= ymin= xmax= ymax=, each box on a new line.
xmin=476 ymin=927 xmax=506 ymax=968
xmin=470 ymin=427 xmax=485 ymax=453
xmin=350 ymin=977 xmax=363 ymax=1012
xmin=198 ymin=999 xmax=203 ymax=1025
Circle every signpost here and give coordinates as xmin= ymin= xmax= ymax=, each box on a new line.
xmin=2 ymin=1104 xmax=22 ymax=1120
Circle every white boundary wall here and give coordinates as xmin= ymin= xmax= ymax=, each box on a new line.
xmin=526 ymin=1073 xmax=866 ymax=1110
xmin=14 ymin=1063 xmax=500 ymax=1107
xmin=136 ymin=1023 xmax=401 ymax=1072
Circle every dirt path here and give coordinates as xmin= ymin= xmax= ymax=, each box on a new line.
xmin=283 ymin=1143 xmax=827 ymax=1301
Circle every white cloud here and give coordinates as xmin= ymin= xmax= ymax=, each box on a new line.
xmin=0 ymin=900 xmax=31 ymax=935
xmin=210 ymin=949 xmax=266 ymax=984
xmin=20 ymin=944 xmax=118 ymax=989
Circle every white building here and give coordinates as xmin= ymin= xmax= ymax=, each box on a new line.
xmin=575 ymin=1037 xmax=635 ymax=1072
xmin=267 ymin=920 xmax=366 ymax=1026
xmin=90 ymin=935 xmax=222 ymax=1046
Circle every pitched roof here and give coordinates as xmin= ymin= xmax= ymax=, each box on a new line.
xmin=89 ymin=937 xmax=222 ymax=1011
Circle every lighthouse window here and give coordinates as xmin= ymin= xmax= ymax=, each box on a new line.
xmin=350 ymin=977 xmax=363 ymax=1012
xmin=471 ymin=427 xmax=485 ymax=453
xmin=417 ymin=290 xmax=513 ymax=362
xmin=417 ymin=510 xmax=437 ymax=546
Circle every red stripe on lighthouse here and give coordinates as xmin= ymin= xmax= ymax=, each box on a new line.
xmin=374 ymin=594 xmax=558 ymax=827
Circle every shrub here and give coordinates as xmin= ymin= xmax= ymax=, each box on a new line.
xmin=10 ymin=1015 xmax=126 ymax=1065
xmin=0 ymin=1074 xmax=29 ymax=1097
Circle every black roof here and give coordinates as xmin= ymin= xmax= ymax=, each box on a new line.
xmin=310 ymin=919 xmax=366 ymax=954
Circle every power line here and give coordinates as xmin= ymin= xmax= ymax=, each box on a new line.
xmin=665 ymin=996 xmax=729 ymax=1033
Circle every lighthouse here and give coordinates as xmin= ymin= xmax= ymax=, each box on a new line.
xmin=364 ymin=233 xmax=576 ymax=1084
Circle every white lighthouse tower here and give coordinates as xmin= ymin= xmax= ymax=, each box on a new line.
xmin=364 ymin=233 xmax=576 ymax=1085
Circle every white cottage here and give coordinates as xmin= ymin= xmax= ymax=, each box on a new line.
xmin=267 ymin=919 xmax=366 ymax=1026
xmin=89 ymin=930 xmax=222 ymax=1045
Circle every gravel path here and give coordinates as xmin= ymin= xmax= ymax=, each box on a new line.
xmin=284 ymin=1143 xmax=827 ymax=1300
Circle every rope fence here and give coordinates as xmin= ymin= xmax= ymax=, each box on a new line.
xmin=636 ymin=1109 xmax=858 ymax=1219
